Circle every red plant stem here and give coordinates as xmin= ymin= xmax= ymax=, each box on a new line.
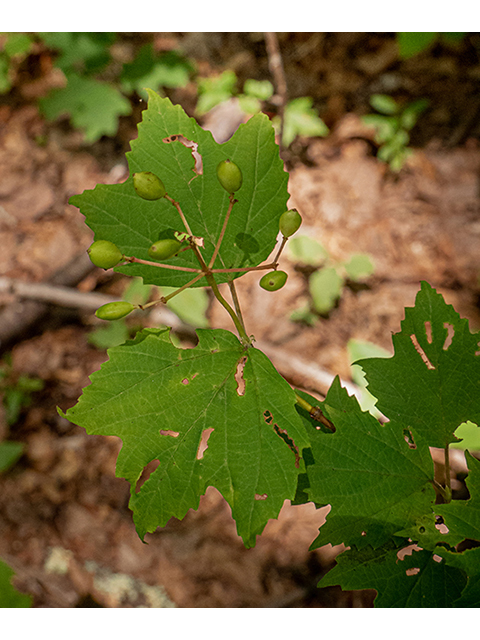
xmin=124 ymin=256 xmax=201 ymax=273
xmin=209 ymin=194 xmax=236 ymax=269
xmin=165 ymin=194 xmax=194 ymax=236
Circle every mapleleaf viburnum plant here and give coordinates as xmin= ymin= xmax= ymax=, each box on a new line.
xmin=64 ymin=90 xmax=480 ymax=607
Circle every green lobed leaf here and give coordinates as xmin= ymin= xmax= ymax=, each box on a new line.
xmin=280 ymin=97 xmax=329 ymax=147
xmin=309 ymin=267 xmax=343 ymax=314
xmin=195 ymin=70 xmax=237 ymax=115
xmin=452 ymin=421 xmax=480 ymax=451
xmin=0 ymin=441 xmax=24 ymax=473
xmin=0 ymin=559 xmax=32 ymax=607
xmin=120 ymin=45 xmax=192 ymax=100
xmin=436 ymin=451 xmax=480 ymax=541
xmin=343 ymin=253 xmax=375 ymax=281
xmin=434 ymin=546 xmax=480 ymax=607
xmin=39 ymin=32 xmax=115 ymax=74
xmin=4 ymin=33 xmax=33 ymax=58
xmin=159 ymin=286 xmax=209 ymax=328
xmin=347 ymin=339 xmax=390 ymax=418
xmin=287 ymin=235 xmax=328 ymax=266
xmin=69 ymin=91 xmax=289 ymax=288
xmin=307 ymin=377 xmax=435 ymax=549
xmin=357 ymin=282 xmax=480 ymax=448
xmin=0 ymin=54 xmax=11 ymax=93
xmin=64 ymin=327 xmax=309 ymax=548
xmin=397 ymin=32 xmax=438 ymax=59
xmin=39 ymin=72 xmax=131 ymax=142
xmin=319 ymin=543 xmax=467 ymax=607
xmin=369 ymin=94 xmax=400 ymax=116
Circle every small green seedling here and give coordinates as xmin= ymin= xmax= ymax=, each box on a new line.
xmin=396 ymin=32 xmax=467 ymax=59
xmin=0 ymin=355 xmax=44 ymax=477
xmin=195 ymin=69 xmax=328 ymax=147
xmin=287 ymin=235 xmax=375 ymax=323
xmin=0 ymin=356 xmax=44 ymax=426
xmin=363 ymin=94 xmax=430 ymax=172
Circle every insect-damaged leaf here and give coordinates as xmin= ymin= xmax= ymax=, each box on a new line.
xmin=357 ymin=281 xmax=480 ymax=448
xmin=63 ymin=328 xmax=308 ymax=548
xmin=69 ymin=91 xmax=289 ymax=289
xmin=306 ymin=378 xmax=435 ymax=549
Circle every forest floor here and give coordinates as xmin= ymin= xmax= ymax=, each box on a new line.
xmin=1 ymin=33 xmax=480 ymax=608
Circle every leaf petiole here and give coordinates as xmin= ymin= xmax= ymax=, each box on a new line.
xmin=123 ymin=255 xmax=202 ymax=273
xmin=165 ymin=194 xmax=194 ymax=237
xmin=295 ymin=392 xmax=336 ymax=432
xmin=209 ymin=194 xmax=237 ymax=269
xmin=139 ymin=272 xmax=207 ymax=310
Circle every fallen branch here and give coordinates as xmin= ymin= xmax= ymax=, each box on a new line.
xmin=0 ymin=276 xmax=116 ymax=310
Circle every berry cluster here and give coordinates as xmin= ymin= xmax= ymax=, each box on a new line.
xmin=87 ymin=160 xmax=302 ymax=339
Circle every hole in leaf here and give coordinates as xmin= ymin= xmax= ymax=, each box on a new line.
xmin=273 ymin=422 xmax=301 ymax=468
xmin=263 ymin=411 xmax=273 ymax=424
xmin=476 ymin=342 xmax=480 ymax=356
xmin=361 ymin=531 xmax=367 ymax=537
xmin=255 ymin=493 xmax=268 ymax=501
xmin=435 ymin=522 xmax=449 ymax=534
xmin=410 ymin=334 xmax=435 ymax=370
xmin=159 ymin=430 xmax=179 ymax=438
xmin=433 ymin=554 xmax=443 ymax=563
xmin=235 ymin=356 xmax=247 ymax=396
xmin=135 ymin=459 xmax=160 ymax=493
xmin=403 ymin=429 xmax=416 ymax=449
xmin=424 ymin=321 xmax=432 ymax=344
xmin=181 ymin=378 xmax=189 ymax=385
xmin=397 ymin=544 xmax=421 ymax=560
xmin=197 ymin=427 xmax=214 ymax=460
xmin=162 ymin=134 xmax=203 ymax=175
xmin=406 ymin=567 xmax=420 ymax=576
xmin=443 ymin=323 xmax=454 ymax=351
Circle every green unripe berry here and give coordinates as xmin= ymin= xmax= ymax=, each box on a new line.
xmin=148 ymin=238 xmax=183 ymax=260
xmin=216 ymin=159 xmax=243 ymax=194
xmin=259 ymin=270 xmax=288 ymax=292
xmin=279 ymin=209 xmax=302 ymax=238
xmin=87 ymin=240 xmax=123 ymax=269
xmin=95 ymin=301 xmax=135 ymax=321
xmin=133 ymin=171 xmax=166 ymax=200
